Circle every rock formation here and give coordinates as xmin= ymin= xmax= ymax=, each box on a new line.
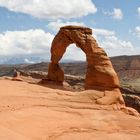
xmin=47 ymin=26 xmax=124 ymax=105
xmin=0 ymin=79 xmax=139 ymax=140
xmin=12 ymin=69 xmax=22 ymax=81
xmin=123 ymin=94 xmax=140 ymax=113
xmin=48 ymin=26 xmax=119 ymax=89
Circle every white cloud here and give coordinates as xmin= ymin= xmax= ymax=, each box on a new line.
xmin=135 ymin=26 xmax=140 ymax=38
xmin=0 ymin=29 xmax=86 ymax=62
xmin=112 ymin=8 xmax=123 ymax=20
xmin=62 ymin=44 xmax=86 ymax=61
xmin=0 ymin=27 xmax=137 ymax=63
xmin=93 ymin=28 xmax=115 ymax=36
xmin=0 ymin=29 xmax=54 ymax=56
xmin=93 ymin=28 xmax=134 ymax=56
xmin=24 ymin=58 xmax=35 ymax=64
xmin=101 ymin=36 xmax=133 ymax=50
xmin=47 ymin=20 xmax=85 ymax=32
xmin=103 ymin=8 xmax=123 ymax=20
xmin=0 ymin=0 xmax=97 ymax=19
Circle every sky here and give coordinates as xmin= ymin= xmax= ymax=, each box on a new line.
xmin=0 ymin=0 xmax=140 ymax=63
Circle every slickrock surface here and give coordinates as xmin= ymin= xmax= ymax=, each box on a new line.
xmin=0 ymin=79 xmax=140 ymax=140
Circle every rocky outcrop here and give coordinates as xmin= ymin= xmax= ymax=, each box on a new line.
xmin=12 ymin=69 xmax=22 ymax=81
xmin=48 ymin=26 xmax=119 ymax=89
xmin=18 ymin=70 xmax=48 ymax=79
xmin=123 ymin=94 xmax=140 ymax=113
xmin=111 ymin=55 xmax=140 ymax=80
xmin=48 ymin=62 xmax=64 ymax=84
xmin=47 ymin=26 xmax=124 ymax=105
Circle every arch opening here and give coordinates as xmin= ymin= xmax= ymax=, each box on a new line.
xmin=60 ymin=43 xmax=86 ymax=62
xmin=59 ymin=43 xmax=86 ymax=91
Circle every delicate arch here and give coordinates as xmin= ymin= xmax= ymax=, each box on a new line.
xmin=47 ymin=26 xmax=119 ymax=90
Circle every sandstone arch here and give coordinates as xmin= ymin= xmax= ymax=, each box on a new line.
xmin=47 ymin=26 xmax=120 ymax=91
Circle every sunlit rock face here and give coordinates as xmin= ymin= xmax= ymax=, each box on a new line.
xmin=47 ymin=26 xmax=124 ymax=105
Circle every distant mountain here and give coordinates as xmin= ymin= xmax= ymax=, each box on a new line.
xmin=111 ymin=55 xmax=140 ymax=81
xmin=0 ymin=56 xmax=48 ymax=64
xmin=1 ymin=55 xmax=140 ymax=78
xmin=0 ymin=55 xmax=83 ymax=64
xmin=0 ymin=55 xmax=140 ymax=89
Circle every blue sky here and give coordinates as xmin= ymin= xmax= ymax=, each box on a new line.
xmin=0 ymin=0 xmax=140 ymax=63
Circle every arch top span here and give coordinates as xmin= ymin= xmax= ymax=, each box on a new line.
xmin=60 ymin=25 xmax=92 ymax=35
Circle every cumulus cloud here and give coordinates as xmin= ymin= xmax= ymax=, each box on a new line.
xmin=0 ymin=0 xmax=97 ymax=19
xmin=0 ymin=29 xmax=54 ymax=56
xmin=93 ymin=28 xmax=115 ymax=36
xmin=103 ymin=8 xmax=123 ymax=20
xmin=100 ymin=36 xmax=133 ymax=50
xmin=135 ymin=26 xmax=140 ymax=38
xmin=62 ymin=44 xmax=86 ymax=61
xmin=0 ymin=28 xmax=136 ymax=63
xmin=112 ymin=8 xmax=123 ymax=20
xmin=0 ymin=29 xmax=86 ymax=62
xmin=93 ymin=28 xmax=134 ymax=56
xmin=47 ymin=20 xmax=85 ymax=32
xmin=24 ymin=58 xmax=35 ymax=64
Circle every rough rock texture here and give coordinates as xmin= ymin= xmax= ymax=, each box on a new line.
xmin=18 ymin=70 xmax=48 ymax=79
xmin=48 ymin=26 xmax=119 ymax=90
xmin=123 ymin=94 xmax=140 ymax=113
xmin=48 ymin=62 xmax=64 ymax=83
xmin=12 ymin=69 xmax=22 ymax=81
xmin=11 ymin=69 xmax=140 ymax=113
xmin=0 ymin=79 xmax=139 ymax=140
xmin=111 ymin=55 xmax=140 ymax=80
xmin=47 ymin=26 xmax=124 ymax=105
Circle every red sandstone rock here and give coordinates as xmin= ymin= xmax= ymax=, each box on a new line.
xmin=0 ymin=80 xmax=139 ymax=140
xmin=47 ymin=26 xmax=124 ymax=105
xmin=12 ymin=69 xmax=23 ymax=81
xmin=48 ymin=62 xmax=64 ymax=83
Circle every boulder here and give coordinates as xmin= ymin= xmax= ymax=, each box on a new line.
xmin=12 ymin=69 xmax=22 ymax=81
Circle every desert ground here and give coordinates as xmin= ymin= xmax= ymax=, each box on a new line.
xmin=0 ymin=78 xmax=140 ymax=140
